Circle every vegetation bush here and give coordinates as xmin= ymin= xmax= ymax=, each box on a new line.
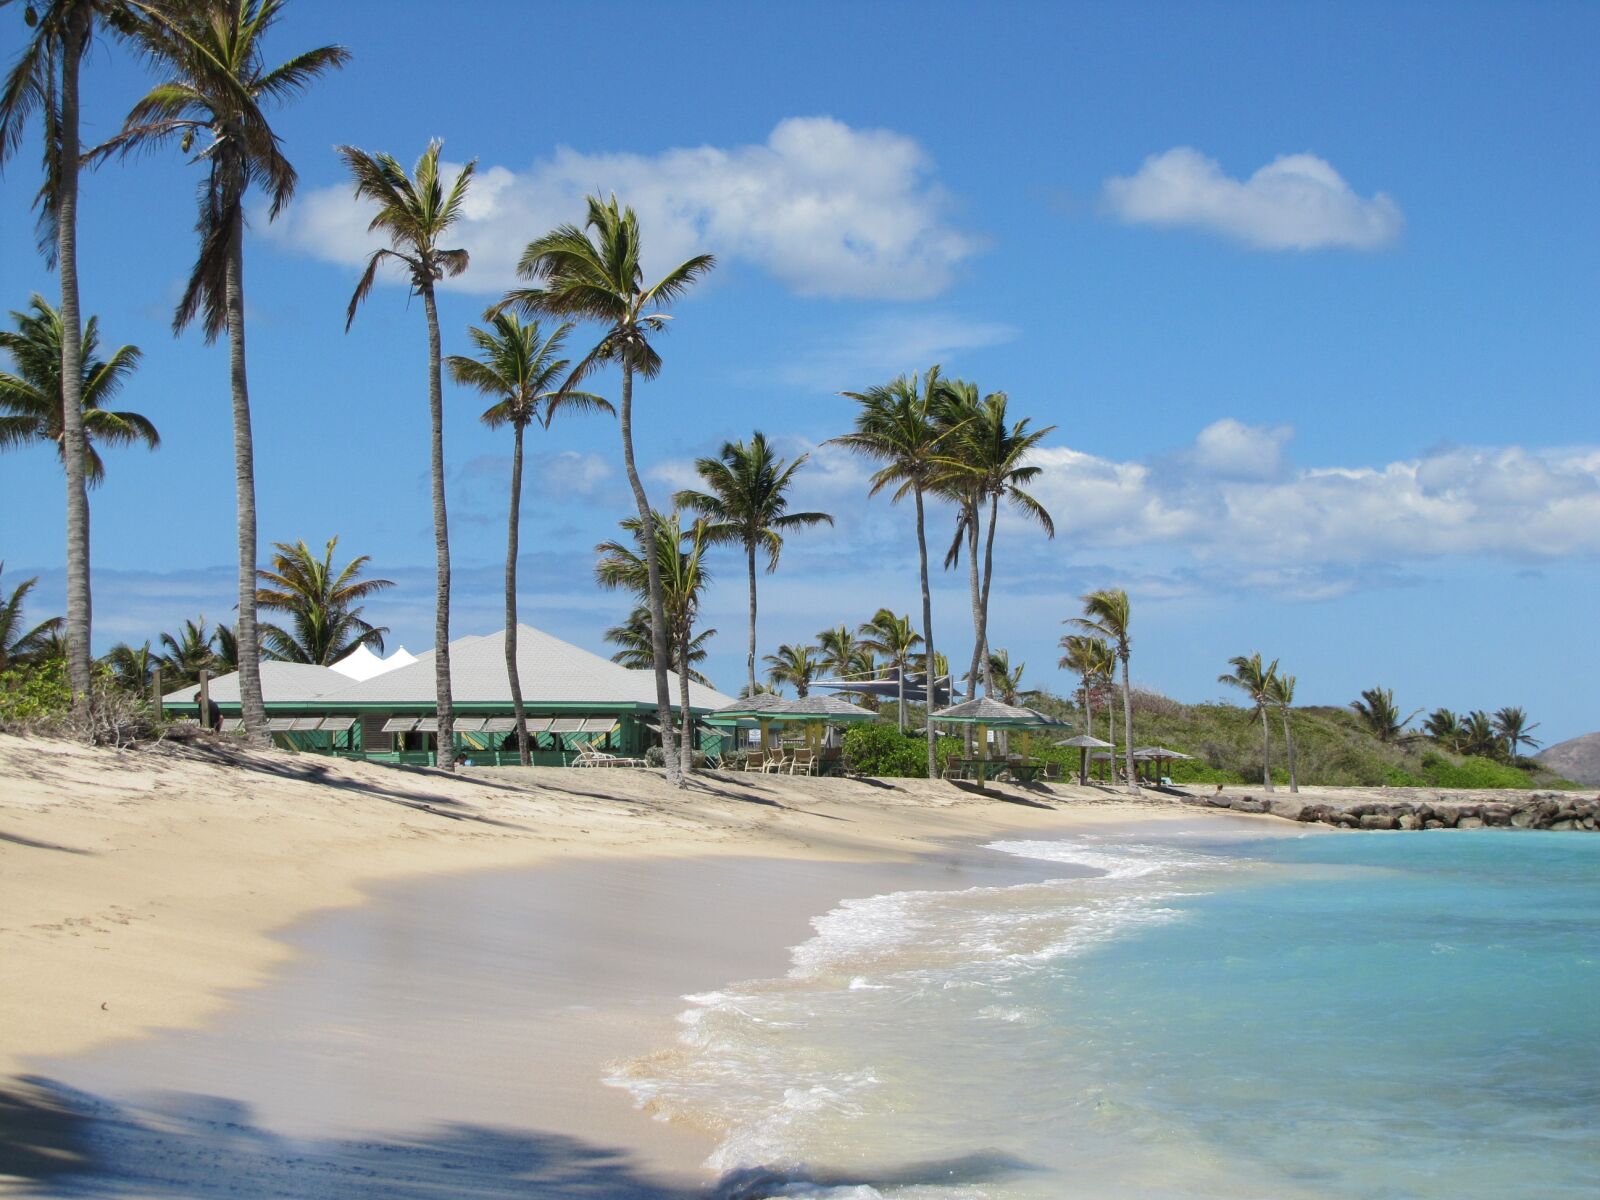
xmin=1419 ymin=751 xmax=1537 ymax=790
xmin=643 ymin=745 xmax=666 ymax=768
xmin=0 ymin=658 xmax=72 ymax=727
xmin=0 ymin=660 xmax=155 ymax=746
xmin=842 ymin=724 xmax=929 ymax=776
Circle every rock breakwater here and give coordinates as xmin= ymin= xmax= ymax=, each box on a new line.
xmin=1184 ymin=790 xmax=1600 ymax=831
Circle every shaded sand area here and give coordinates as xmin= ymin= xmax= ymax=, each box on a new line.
xmin=0 ymin=733 xmax=1185 ymax=1196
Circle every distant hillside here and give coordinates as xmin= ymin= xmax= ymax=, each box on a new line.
xmin=1537 ymin=733 xmax=1600 ymax=786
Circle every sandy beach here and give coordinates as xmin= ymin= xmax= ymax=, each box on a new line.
xmin=0 ymin=732 xmax=1192 ymax=1195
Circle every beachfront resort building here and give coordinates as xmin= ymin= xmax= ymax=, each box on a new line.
xmin=161 ymin=624 xmax=737 ymax=766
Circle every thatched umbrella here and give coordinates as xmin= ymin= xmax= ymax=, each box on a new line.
xmin=1058 ymin=733 xmax=1114 ymax=786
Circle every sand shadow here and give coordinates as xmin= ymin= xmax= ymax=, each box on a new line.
xmin=0 ymin=829 xmax=95 ymax=855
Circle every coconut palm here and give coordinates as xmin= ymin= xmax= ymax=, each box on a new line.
xmin=213 ymin=621 xmax=237 ymax=673
xmin=447 ymin=312 xmax=612 ymax=765
xmin=1267 ymin=671 xmax=1299 ymax=793
xmin=156 ymin=614 xmax=219 ymax=689
xmin=337 ymin=139 xmax=472 ymax=769
xmin=0 ymin=295 xmax=157 ymax=482
xmin=1058 ymin=632 xmax=1114 ymax=739
xmin=1069 ymin=590 xmax=1138 ymax=791
xmin=603 ymin=605 xmax=714 ymax=688
xmin=764 ymin=643 xmax=821 ymax=698
xmin=0 ymin=0 xmax=148 ymax=703
xmin=95 ymin=0 xmax=348 ymax=743
xmin=985 ymin=649 xmax=1029 ymax=706
xmin=1350 ymin=686 xmax=1418 ymax=744
xmin=255 ymin=536 xmax=393 ymax=666
xmin=0 ymin=564 xmax=62 ymax=669
xmin=673 ymin=432 xmax=833 ymax=698
xmin=1461 ymin=710 xmax=1500 ymax=759
xmin=595 ymin=512 xmax=714 ymax=775
xmin=1219 ymin=652 xmax=1279 ymax=791
xmin=506 ymin=194 xmax=714 ymax=787
xmin=831 ymin=368 xmax=957 ymax=776
xmin=858 ymin=608 xmax=922 ymax=732
xmin=101 ymin=639 xmax=154 ymax=693
xmin=1492 ymin=706 xmax=1541 ymax=766
xmin=816 ymin=623 xmax=876 ymax=708
xmin=1422 ymin=707 xmax=1464 ymax=753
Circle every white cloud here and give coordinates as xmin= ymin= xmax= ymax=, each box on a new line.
xmin=1102 ymin=147 xmax=1403 ymax=251
xmin=768 ymin=311 xmax=1019 ymax=390
xmin=1186 ymin=417 xmax=1294 ymax=479
xmin=270 ymin=117 xmax=981 ymax=300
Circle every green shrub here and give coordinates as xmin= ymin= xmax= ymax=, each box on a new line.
xmin=0 ymin=659 xmax=72 ymax=727
xmin=840 ymin=724 xmax=930 ymax=777
xmin=643 ymin=745 xmax=666 ymax=768
xmin=1419 ymin=751 xmax=1535 ymax=790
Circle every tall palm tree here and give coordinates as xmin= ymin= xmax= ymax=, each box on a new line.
xmin=595 ymin=512 xmax=714 ymax=775
xmin=831 ymin=368 xmax=956 ymax=776
xmin=1058 ymin=632 xmax=1113 ymax=739
xmin=604 ymin=605 xmax=714 ymax=687
xmin=1069 ymin=589 xmax=1137 ymax=791
xmin=1492 ymin=706 xmax=1541 ymax=766
xmin=0 ymin=0 xmax=146 ymax=704
xmin=0 ymin=295 xmax=157 ymax=481
xmin=506 ymin=194 xmax=714 ymax=787
xmin=764 ymin=642 xmax=821 ymax=698
xmin=0 ymin=563 xmax=63 ymax=669
xmin=1267 ymin=671 xmax=1299 ymax=793
xmin=97 ymin=0 xmax=348 ymax=744
xmin=338 ymin=139 xmax=471 ymax=769
xmin=816 ymin=622 xmax=876 ymax=708
xmin=1422 ymin=707 xmax=1464 ymax=753
xmin=156 ymin=614 xmax=219 ymax=689
xmin=255 ymin=536 xmax=393 ymax=666
xmin=858 ymin=607 xmax=921 ymax=732
xmin=1351 ymin=686 xmax=1418 ymax=744
xmin=1461 ymin=709 xmax=1500 ymax=759
xmin=1219 ymin=651 xmax=1279 ymax=792
xmin=673 ymin=431 xmax=833 ymax=698
xmin=447 ymin=312 xmax=611 ymax=765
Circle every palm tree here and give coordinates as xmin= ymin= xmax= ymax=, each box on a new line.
xmin=101 ymin=639 xmax=154 ymax=693
xmin=595 ymin=512 xmax=714 ymax=775
xmin=213 ymin=621 xmax=238 ymax=673
xmin=1461 ymin=709 xmax=1500 ymax=759
xmin=0 ymin=564 xmax=63 ymax=669
xmin=1058 ymin=632 xmax=1113 ymax=739
xmin=1069 ymin=589 xmax=1138 ymax=791
xmin=338 ymin=139 xmax=472 ymax=769
xmin=985 ymin=649 xmax=1028 ymax=706
xmin=0 ymin=295 xmax=158 ymax=482
xmin=506 ymin=194 xmax=714 ymax=787
xmin=255 ymin=536 xmax=393 ymax=666
xmin=1219 ymin=652 xmax=1279 ymax=791
xmin=673 ymin=432 xmax=833 ymax=697
xmin=1492 ymin=706 xmax=1541 ymax=766
xmin=97 ymin=0 xmax=349 ymax=744
xmin=1350 ymin=686 xmax=1418 ymax=743
xmin=447 ymin=312 xmax=612 ymax=765
xmin=858 ymin=608 xmax=921 ymax=732
xmin=816 ymin=623 xmax=876 ymax=707
xmin=604 ymin=605 xmax=714 ymax=687
xmin=831 ymin=368 xmax=957 ymax=776
xmin=1422 ymin=707 xmax=1464 ymax=753
xmin=1267 ymin=671 xmax=1299 ymax=793
xmin=0 ymin=0 xmax=147 ymax=704
xmin=764 ymin=643 xmax=821 ymax=698
xmin=156 ymin=614 xmax=219 ymax=689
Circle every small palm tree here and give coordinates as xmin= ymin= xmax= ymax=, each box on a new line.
xmin=213 ymin=621 xmax=238 ymax=673
xmin=1267 ymin=671 xmax=1299 ymax=793
xmin=1058 ymin=632 xmax=1114 ymax=739
xmin=816 ymin=623 xmax=876 ymax=708
xmin=596 ymin=512 xmax=714 ymax=775
xmin=985 ymin=649 xmax=1028 ymax=706
xmin=1218 ymin=652 xmax=1279 ymax=792
xmin=507 ymin=194 xmax=714 ymax=787
xmin=101 ymin=639 xmax=155 ymax=694
xmin=0 ymin=295 xmax=157 ymax=482
xmin=255 ymin=536 xmax=393 ymax=666
xmin=1069 ymin=590 xmax=1138 ymax=791
xmin=1492 ymin=706 xmax=1541 ymax=766
xmin=447 ymin=312 xmax=612 ymax=765
xmin=603 ymin=606 xmax=714 ymax=688
xmin=858 ymin=608 xmax=922 ymax=732
xmin=764 ymin=643 xmax=821 ymax=698
xmin=1351 ymin=686 xmax=1418 ymax=744
xmin=831 ymin=368 xmax=958 ymax=776
xmin=339 ymin=139 xmax=472 ymax=769
xmin=1423 ymin=707 xmax=1464 ymax=753
xmin=1461 ymin=709 xmax=1500 ymax=759
xmin=157 ymin=615 xmax=219 ymax=689
xmin=97 ymin=0 xmax=349 ymax=743
xmin=0 ymin=563 xmax=63 ymax=669
xmin=673 ymin=431 xmax=833 ymax=697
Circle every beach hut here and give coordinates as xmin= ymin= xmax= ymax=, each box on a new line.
xmin=929 ymin=696 xmax=1053 ymax=784
xmin=708 ymin=692 xmax=877 ymax=773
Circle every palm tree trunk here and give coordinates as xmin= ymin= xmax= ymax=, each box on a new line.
xmin=617 ymin=361 xmax=682 ymax=784
xmin=56 ymin=11 xmax=93 ymax=710
xmin=224 ymin=200 xmax=268 ymax=744
xmin=678 ymin=626 xmax=694 ymax=776
xmin=979 ymin=492 xmax=1000 ymax=699
xmin=1120 ymin=652 xmax=1136 ymax=792
xmin=745 ymin=539 xmax=758 ymax=697
xmin=963 ymin=502 xmax=983 ymax=710
xmin=1259 ymin=703 xmax=1274 ymax=791
xmin=1281 ymin=710 xmax=1298 ymax=792
xmin=897 ymin=661 xmax=906 ymax=732
xmin=506 ymin=421 xmax=529 ymax=766
xmin=422 ymin=283 xmax=454 ymax=770
xmin=913 ymin=484 xmax=936 ymax=779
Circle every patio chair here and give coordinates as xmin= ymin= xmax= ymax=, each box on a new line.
xmin=764 ymin=751 xmax=790 ymax=774
xmin=743 ymin=750 xmax=767 ymax=772
xmin=787 ymin=748 xmax=816 ymax=776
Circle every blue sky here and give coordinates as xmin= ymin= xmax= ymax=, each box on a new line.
xmin=2 ymin=0 xmax=1597 ymax=741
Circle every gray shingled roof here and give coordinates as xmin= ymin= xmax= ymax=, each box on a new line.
xmin=313 ymin=625 xmax=737 ymax=710
xmin=161 ymin=661 xmax=346 ymax=707
xmin=929 ymin=696 xmax=1044 ymax=725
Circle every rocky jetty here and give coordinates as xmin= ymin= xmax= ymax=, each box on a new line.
xmin=1185 ymin=790 xmax=1600 ymax=831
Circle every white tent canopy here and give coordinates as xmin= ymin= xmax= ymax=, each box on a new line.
xmin=330 ymin=643 xmax=417 ymax=682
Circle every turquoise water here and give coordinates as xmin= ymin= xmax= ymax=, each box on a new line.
xmin=616 ymin=825 xmax=1600 ymax=1198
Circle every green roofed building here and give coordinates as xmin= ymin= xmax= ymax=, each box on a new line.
xmin=161 ymin=624 xmax=737 ymax=766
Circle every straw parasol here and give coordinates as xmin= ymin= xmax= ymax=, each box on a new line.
xmin=709 ymin=692 xmax=876 ymax=752
xmin=1058 ymin=733 xmax=1114 ymax=785
xmin=1132 ymin=745 xmax=1195 ymax=784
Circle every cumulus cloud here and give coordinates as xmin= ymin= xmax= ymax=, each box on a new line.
xmin=1185 ymin=417 xmax=1294 ymax=479
xmin=1102 ymin=147 xmax=1403 ymax=251
xmin=270 ymin=117 xmax=981 ymax=300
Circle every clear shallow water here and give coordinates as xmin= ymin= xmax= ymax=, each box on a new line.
xmin=613 ymin=827 xmax=1600 ymax=1199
